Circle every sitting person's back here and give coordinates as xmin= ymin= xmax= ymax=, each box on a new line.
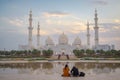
xmin=62 ymin=64 xmax=70 ymax=77
xmin=71 ymin=66 xmax=79 ymax=77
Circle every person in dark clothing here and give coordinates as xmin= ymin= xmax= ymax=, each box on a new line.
xmin=70 ymin=66 xmax=79 ymax=77
xmin=71 ymin=66 xmax=85 ymax=77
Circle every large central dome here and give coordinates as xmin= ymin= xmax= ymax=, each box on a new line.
xmin=59 ymin=33 xmax=68 ymax=45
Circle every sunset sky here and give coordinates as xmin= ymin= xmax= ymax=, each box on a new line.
xmin=0 ymin=0 xmax=120 ymax=50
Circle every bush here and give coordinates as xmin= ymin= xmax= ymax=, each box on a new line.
xmin=73 ymin=49 xmax=84 ymax=58
xmin=42 ymin=49 xmax=53 ymax=58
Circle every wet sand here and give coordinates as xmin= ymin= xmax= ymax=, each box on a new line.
xmin=0 ymin=61 xmax=120 ymax=80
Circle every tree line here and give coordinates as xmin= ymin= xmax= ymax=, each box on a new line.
xmin=0 ymin=49 xmax=53 ymax=58
xmin=73 ymin=49 xmax=120 ymax=58
xmin=0 ymin=49 xmax=120 ymax=58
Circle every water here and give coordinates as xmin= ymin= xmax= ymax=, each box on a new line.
xmin=0 ymin=62 xmax=120 ymax=80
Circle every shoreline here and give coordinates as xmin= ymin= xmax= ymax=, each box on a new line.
xmin=0 ymin=60 xmax=120 ymax=63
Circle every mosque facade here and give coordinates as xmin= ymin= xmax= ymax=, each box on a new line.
xmin=42 ymin=33 xmax=85 ymax=55
xmin=19 ymin=10 xmax=115 ymax=55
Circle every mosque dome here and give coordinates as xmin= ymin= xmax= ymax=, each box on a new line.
xmin=46 ymin=36 xmax=54 ymax=46
xmin=73 ymin=36 xmax=81 ymax=45
xmin=59 ymin=33 xmax=68 ymax=45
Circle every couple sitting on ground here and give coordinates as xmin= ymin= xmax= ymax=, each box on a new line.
xmin=62 ymin=64 xmax=85 ymax=77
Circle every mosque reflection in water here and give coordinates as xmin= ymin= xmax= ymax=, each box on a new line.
xmin=0 ymin=62 xmax=120 ymax=75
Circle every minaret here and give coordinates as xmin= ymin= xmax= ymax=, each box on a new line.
xmin=28 ymin=10 xmax=33 ymax=49
xmin=37 ymin=22 xmax=40 ymax=49
xmin=87 ymin=21 xmax=90 ymax=49
xmin=94 ymin=9 xmax=99 ymax=47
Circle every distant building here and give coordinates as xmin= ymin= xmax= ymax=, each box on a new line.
xmin=92 ymin=44 xmax=115 ymax=51
xmin=92 ymin=9 xmax=115 ymax=51
xmin=41 ymin=33 xmax=85 ymax=55
xmin=19 ymin=9 xmax=115 ymax=54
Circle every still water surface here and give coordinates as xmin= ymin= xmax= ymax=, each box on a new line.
xmin=0 ymin=62 xmax=120 ymax=80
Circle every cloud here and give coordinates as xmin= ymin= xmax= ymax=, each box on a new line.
xmin=42 ymin=11 xmax=70 ymax=18
xmin=114 ymin=19 xmax=120 ymax=23
xmin=100 ymin=37 xmax=120 ymax=44
xmin=45 ymin=19 xmax=87 ymax=34
xmin=90 ymin=22 xmax=120 ymax=32
xmin=33 ymin=28 xmax=53 ymax=36
xmin=0 ymin=17 xmax=27 ymax=28
xmin=0 ymin=16 xmax=28 ymax=35
xmin=113 ymin=26 xmax=120 ymax=29
xmin=91 ymin=0 xmax=108 ymax=5
xmin=53 ymin=28 xmax=63 ymax=34
xmin=69 ymin=22 xmax=86 ymax=33
xmin=100 ymin=23 xmax=120 ymax=31
xmin=99 ymin=23 xmax=120 ymax=26
xmin=9 ymin=18 xmax=24 ymax=27
xmin=99 ymin=27 xmax=108 ymax=32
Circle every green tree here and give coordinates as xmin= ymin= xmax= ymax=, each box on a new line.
xmin=73 ymin=49 xmax=84 ymax=58
xmin=42 ymin=49 xmax=53 ymax=58
xmin=116 ymin=50 xmax=120 ymax=57
xmin=86 ymin=49 xmax=95 ymax=57
xmin=31 ymin=49 xmax=41 ymax=57
xmin=110 ymin=49 xmax=117 ymax=57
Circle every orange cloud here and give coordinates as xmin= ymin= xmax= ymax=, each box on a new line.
xmin=44 ymin=19 xmax=87 ymax=34
xmin=33 ymin=29 xmax=49 ymax=36
xmin=42 ymin=12 xmax=70 ymax=18
xmin=114 ymin=19 xmax=120 ymax=23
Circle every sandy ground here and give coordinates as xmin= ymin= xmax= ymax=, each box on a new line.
xmin=0 ymin=66 xmax=120 ymax=80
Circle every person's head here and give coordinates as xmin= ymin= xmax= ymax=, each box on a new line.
xmin=73 ymin=66 xmax=77 ymax=69
xmin=65 ymin=64 xmax=68 ymax=68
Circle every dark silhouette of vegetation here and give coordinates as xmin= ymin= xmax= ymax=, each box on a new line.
xmin=0 ymin=49 xmax=120 ymax=59
xmin=73 ymin=49 xmax=120 ymax=58
xmin=73 ymin=49 xmax=85 ymax=58
xmin=0 ymin=49 xmax=41 ymax=58
xmin=0 ymin=49 xmax=53 ymax=58
xmin=42 ymin=49 xmax=53 ymax=58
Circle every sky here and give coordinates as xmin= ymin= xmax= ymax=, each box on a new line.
xmin=0 ymin=0 xmax=120 ymax=50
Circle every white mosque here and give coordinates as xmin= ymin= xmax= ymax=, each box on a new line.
xmin=19 ymin=10 xmax=115 ymax=55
